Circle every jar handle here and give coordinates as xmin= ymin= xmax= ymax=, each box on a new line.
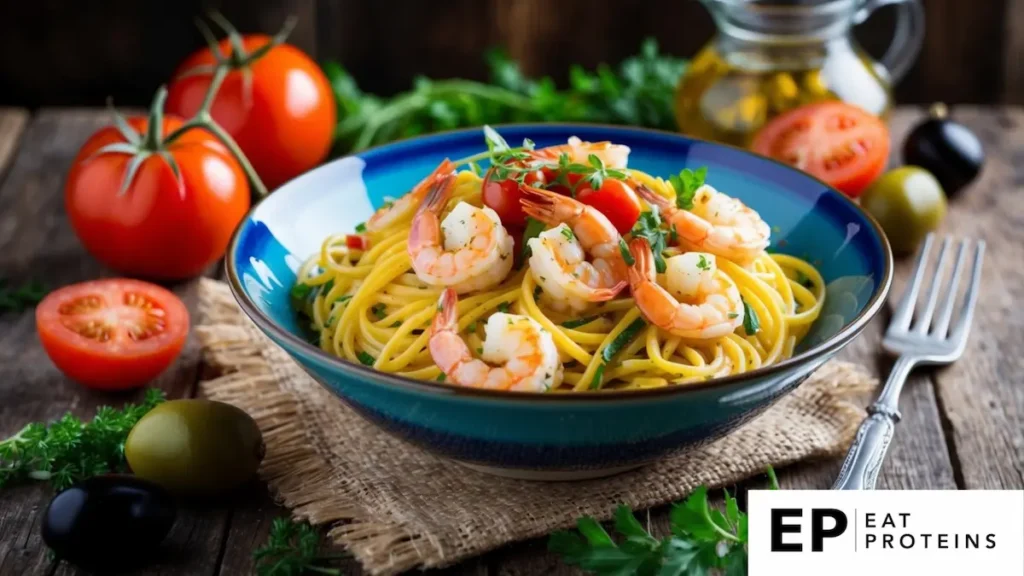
xmin=854 ymin=0 xmax=925 ymax=83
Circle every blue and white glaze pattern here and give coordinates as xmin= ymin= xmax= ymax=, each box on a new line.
xmin=227 ymin=125 xmax=892 ymax=479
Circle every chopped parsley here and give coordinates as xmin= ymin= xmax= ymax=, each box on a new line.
xmin=560 ymin=227 xmax=575 ymax=242
xmin=357 ymin=351 xmax=375 ymax=366
xmin=435 ymin=373 xmax=446 ymax=382
xmin=371 ymin=303 xmax=386 ymax=319
xmin=629 ymin=211 xmax=668 ymax=273
xmin=697 ymin=254 xmax=711 ymax=271
xmin=497 ymin=301 xmax=511 ymax=313
xmin=355 ymin=222 xmax=367 ymax=233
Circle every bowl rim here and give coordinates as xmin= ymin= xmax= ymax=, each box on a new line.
xmin=225 ymin=122 xmax=893 ymax=402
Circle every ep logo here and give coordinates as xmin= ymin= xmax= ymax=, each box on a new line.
xmin=770 ymin=508 xmax=848 ymax=552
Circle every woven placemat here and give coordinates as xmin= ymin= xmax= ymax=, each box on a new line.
xmin=194 ymin=278 xmax=876 ymax=575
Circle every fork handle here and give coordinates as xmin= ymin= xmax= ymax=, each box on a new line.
xmin=832 ymin=355 xmax=917 ymax=490
xmin=831 ymin=406 xmax=900 ymax=490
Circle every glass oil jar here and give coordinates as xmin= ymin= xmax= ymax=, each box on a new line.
xmin=675 ymin=0 xmax=924 ymax=147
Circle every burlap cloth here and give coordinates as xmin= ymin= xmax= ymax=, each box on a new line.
xmin=194 ymin=278 xmax=876 ymax=575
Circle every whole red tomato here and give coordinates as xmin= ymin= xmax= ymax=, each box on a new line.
xmin=65 ymin=115 xmax=250 ymax=280
xmin=166 ymin=35 xmax=336 ymax=190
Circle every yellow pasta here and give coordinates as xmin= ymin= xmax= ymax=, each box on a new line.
xmin=293 ymin=170 xmax=824 ymax=392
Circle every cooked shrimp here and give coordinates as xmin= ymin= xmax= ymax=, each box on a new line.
xmin=366 ymin=159 xmax=455 ymax=232
xmin=636 ymin=183 xmax=770 ymax=266
xmin=627 ymin=238 xmax=744 ymax=340
xmin=531 ymin=136 xmax=630 ymax=169
xmin=429 ymin=288 xmax=562 ymax=392
xmin=519 ymin=186 xmax=628 ymax=312
xmin=408 ymin=174 xmax=514 ymax=293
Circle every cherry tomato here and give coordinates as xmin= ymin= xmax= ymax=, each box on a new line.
xmin=167 ymin=35 xmax=335 ymax=190
xmin=577 ymin=179 xmax=642 ymax=234
xmin=36 ymin=279 xmax=190 ymax=390
xmin=65 ymin=116 xmax=250 ymax=280
xmin=482 ymin=167 xmax=546 ymax=227
xmin=751 ymin=102 xmax=890 ymax=198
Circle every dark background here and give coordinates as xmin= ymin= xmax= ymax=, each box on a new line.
xmin=0 ymin=0 xmax=1019 ymax=109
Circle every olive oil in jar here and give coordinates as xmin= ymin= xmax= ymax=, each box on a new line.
xmin=677 ymin=0 xmax=923 ymax=147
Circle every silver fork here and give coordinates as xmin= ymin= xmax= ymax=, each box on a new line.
xmin=833 ymin=233 xmax=985 ymax=490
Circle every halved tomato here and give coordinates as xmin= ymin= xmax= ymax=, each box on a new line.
xmin=482 ymin=166 xmax=546 ymax=228
xmin=36 ymin=279 xmax=189 ymax=390
xmin=577 ymin=179 xmax=643 ymax=234
xmin=751 ymin=102 xmax=890 ymax=197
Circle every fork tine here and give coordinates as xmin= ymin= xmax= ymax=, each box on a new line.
xmin=931 ymin=239 xmax=969 ymax=338
xmin=891 ymin=233 xmax=934 ymax=332
xmin=913 ymin=236 xmax=951 ymax=333
xmin=949 ymin=240 xmax=985 ymax=345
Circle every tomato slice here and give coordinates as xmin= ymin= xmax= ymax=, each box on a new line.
xmin=482 ymin=166 xmax=546 ymax=227
xmin=36 ymin=279 xmax=189 ymax=390
xmin=577 ymin=179 xmax=643 ymax=234
xmin=751 ymin=102 xmax=891 ymax=198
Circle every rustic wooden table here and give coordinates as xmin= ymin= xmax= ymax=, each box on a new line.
xmin=0 ymin=107 xmax=1021 ymax=575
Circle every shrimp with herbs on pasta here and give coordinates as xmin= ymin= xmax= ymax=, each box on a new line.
xmin=627 ymin=238 xmax=744 ymax=340
xmin=429 ymin=288 xmax=562 ymax=392
xmin=519 ymin=186 xmax=628 ymax=312
xmin=407 ymin=174 xmax=514 ymax=293
xmin=636 ymin=183 xmax=770 ymax=266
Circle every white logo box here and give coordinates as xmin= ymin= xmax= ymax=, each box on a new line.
xmin=748 ymin=490 xmax=1024 ymax=575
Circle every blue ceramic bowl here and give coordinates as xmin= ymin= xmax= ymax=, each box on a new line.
xmin=227 ymin=125 xmax=892 ymax=480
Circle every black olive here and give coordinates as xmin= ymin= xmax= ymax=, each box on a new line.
xmin=42 ymin=474 xmax=176 ymax=571
xmin=902 ymin=103 xmax=984 ymax=196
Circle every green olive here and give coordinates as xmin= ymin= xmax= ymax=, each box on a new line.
xmin=861 ymin=166 xmax=947 ymax=256
xmin=126 ymin=400 xmax=264 ymax=496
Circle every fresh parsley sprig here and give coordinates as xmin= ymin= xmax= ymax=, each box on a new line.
xmin=0 ymin=279 xmax=48 ymax=313
xmin=669 ymin=167 xmax=708 ymax=211
xmin=550 ymin=468 xmax=780 ymax=575
xmin=0 ymin=389 xmax=165 ymax=490
xmin=628 ymin=209 xmax=669 ymax=273
xmin=253 ymin=518 xmax=347 ymax=576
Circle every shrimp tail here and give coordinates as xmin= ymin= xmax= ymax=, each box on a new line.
xmin=589 ymin=280 xmax=629 ymax=301
xmin=635 ymin=183 xmax=672 ymax=211
xmin=432 ymin=287 xmax=459 ymax=334
xmin=417 ymin=173 xmax=456 ymax=216
xmin=627 ymin=237 xmax=655 ymax=286
xmin=520 ymin=185 xmax=583 ymax=225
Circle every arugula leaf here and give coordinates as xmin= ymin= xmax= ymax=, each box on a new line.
xmin=741 ymin=298 xmax=760 ymax=336
xmin=669 ymin=166 xmax=708 ymax=210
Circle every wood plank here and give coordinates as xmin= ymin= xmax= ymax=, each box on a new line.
xmin=0 ymin=109 xmax=223 ymax=576
xmin=916 ymin=106 xmax=1024 ymax=489
xmin=0 ymin=108 xmax=29 ymax=182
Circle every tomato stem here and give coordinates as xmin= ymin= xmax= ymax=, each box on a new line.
xmin=143 ymin=87 xmax=168 ymax=150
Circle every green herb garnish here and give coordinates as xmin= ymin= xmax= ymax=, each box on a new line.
xmin=562 ymin=316 xmax=598 ymax=329
xmin=0 ymin=280 xmax=48 ymax=313
xmin=357 ymin=351 xmax=375 ymax=366
xmin=696 ymin=255 xmax=710 ymax=271
xmin=435 ymin=373 xmax=446 ymax=383
xmin=669 ymin=166 xmax=707 ymax=210
xmin=520 ymin=217 xmax=547 ymax=265
xmin=618 ymin=238 xmax=636 ymax=266
xmin=354 ymin=222 xmax=367 ymax=233
xmin=561 ymin=227 xmax=576 ymax=242
xmin=589 ymin=364 xmax=607 ymax=390
xmin=253 ymin=517 xmax=345 ymax=576
xmin=290 ymin=283 xmax=313 ymax=300
xmin=629 ymin=211 xmax=668 ymax=273
xmin=549 ymin=469 xmax=773 ymax=575
xmin=602 ymin=318 xmax=647 ymax=364
xmin=742 ymin=298 xmax=760 ymax=336
xmin=0 ymin=389 xmax=165 ymax=490
xmin=497 ymin=301 xmax=511 ymax=313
